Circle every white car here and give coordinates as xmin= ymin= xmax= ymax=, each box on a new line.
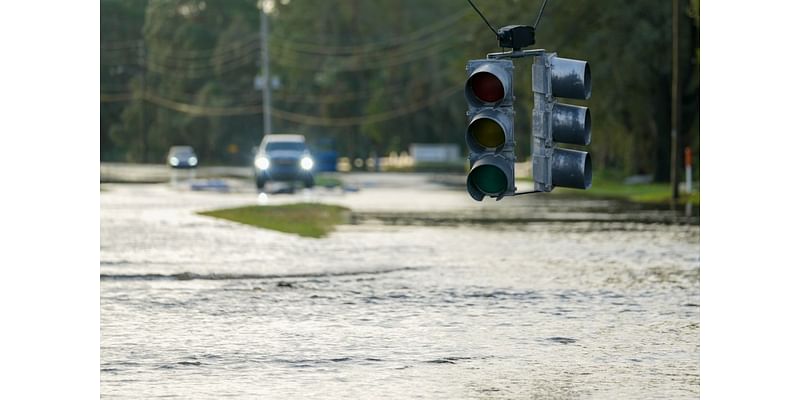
xmin=253 ymin=134 xmax=314 ymax=189
xmin=166 ymin=146 xmax=198 ymax=169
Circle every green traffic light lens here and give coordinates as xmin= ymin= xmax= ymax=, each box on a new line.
xmin=470 ymin=165 xmax=508 ymax=195
xmin=468 ymin=118 xmax=505 ymax=149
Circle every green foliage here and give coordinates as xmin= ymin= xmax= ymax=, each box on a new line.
xmin=101 ymin=0 xmax=699 ymax=179
xmin=382 ymin=161 xmax=466 ymax=173
xmin=101 ymin=0 xmax=146 ymax=160
xmin=540 ymin=0 xmax=699 ymax=179
xmin=554 ymin=170 xmax=700 ymax=206
xmin=197 ymin=203 xmax=350 ymax=238
xmin=314 ymin=174 xmax=343 ymax=188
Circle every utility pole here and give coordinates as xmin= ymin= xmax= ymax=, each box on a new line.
xmin=670 ymin=0 xmax=682 ymax=202
xmin=138 ymin=39 xmax=148 ymax=163
xmin=259 ymin=4 xmax=272 ymax=136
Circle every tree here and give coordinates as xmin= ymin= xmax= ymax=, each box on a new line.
xmin=101 ymin=0 xmax=700 ymax=176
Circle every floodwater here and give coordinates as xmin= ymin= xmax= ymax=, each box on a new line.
xmin=100 ymin=180 xmax=699 ymax=399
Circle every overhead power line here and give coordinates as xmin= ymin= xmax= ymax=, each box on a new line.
xmin=271 ymin=36 xmax=469 ymax=72
xmin=101 ymin=86 xmax=461 ymax=127
xmin=147 ymin=40 xmax=261 ymax=66
xmin=267 ymin=7 xmax=473 ymax=56
xmin=102 ymin=35 xmax=260 ymax=56
xmin=273 ymin=77 xmax=458 ymax=104
xmin=102 ymin=66 xmax=458 ymax=105
xmin=146 ymin=34 xmax=261 ymax=59
xmin=102 ymin=36 xmax=466 ymax=79
xmin=143 ymin=54 xmax=257 ymax=78
xmin=100 ymin=93 xmax=136 ymax=102
xmin=101 ymin=7 xmax=472 ymax=60
xmin=269 ymin=85 xmax=460 ymax=127
xmin=103 ymin=27 xmax=465 ymax=74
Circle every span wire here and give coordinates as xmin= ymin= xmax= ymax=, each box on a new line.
xmin=125 ymin=86 xmax=461 ymax=126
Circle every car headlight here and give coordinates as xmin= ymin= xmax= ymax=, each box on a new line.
xmin=255 ymin=156 xmax=270 ymax=170
xmin=300 ymin=156 xmax=314 ymax=170
xmin=169 ymin=157 xmax=179 ymax=166
xmin=188 ymin=156 xmax=198 ymax=166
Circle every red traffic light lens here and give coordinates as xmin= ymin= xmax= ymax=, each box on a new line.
xmin=468 ymin=72 xmax=504 ymax=103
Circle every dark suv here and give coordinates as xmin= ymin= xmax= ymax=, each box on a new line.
xmin=253 ymin=134 xmax=314 ymax=190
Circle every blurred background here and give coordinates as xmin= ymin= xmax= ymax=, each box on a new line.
xmin=100 ymin=0 xmax=699 ymax=187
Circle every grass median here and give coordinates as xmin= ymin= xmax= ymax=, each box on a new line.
xmin=517 ymin=171 xmax=700 ymax=206
xmin=579 ymin=176 xmax=700 ymax=206
xmin=197 ymin=203 xmax=350 ymax=238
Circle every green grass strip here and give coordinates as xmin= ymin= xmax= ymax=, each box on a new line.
xmin=197 ymin=203 xmax=350 ymax=238
xmin=519 ymin=171 xmax=700 ymax=206
xmin=314 ymin=174 xmax=343 ymax=188
xmin=579 ymin=180 xmax=700 ymax=206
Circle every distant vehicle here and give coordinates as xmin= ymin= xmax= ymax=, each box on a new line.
xmin=253 ymin=134 xmax=314 ymax=190
xmin=314 ymin=137 xmax=339 ymax=172
xmin=167 ymin=146 xmax=198 ymax=169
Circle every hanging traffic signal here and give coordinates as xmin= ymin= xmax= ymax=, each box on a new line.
xmin=465 ymin=59 xmax=516 ymax=201
xmin=532 ymin=53 xmax=592 ymax=192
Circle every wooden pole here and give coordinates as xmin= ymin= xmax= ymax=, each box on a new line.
xmin=671 ymin=0 xmax=682 ymax=202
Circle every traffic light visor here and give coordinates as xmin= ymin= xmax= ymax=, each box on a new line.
xmin=552 ymin=103 xmax=591 ymax=145
xmin=552 ymin=148 xmax=592 ymax=189
xmin=551 ymin=57 xmax=592 ymax=100
xmin=469 ymin=164 xmax=508 ymax=195
xmin=468 ymin=72 xmax=504 ymax=103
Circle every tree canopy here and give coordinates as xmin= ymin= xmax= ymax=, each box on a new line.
xmin=101 ymin=0 xmax=699 ymax=179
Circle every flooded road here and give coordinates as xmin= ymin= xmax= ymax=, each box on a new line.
xmin=101 ymin=178 xmax=699 ymax=399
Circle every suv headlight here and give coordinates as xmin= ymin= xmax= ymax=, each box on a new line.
xmin=169 ymin=157 xmax=179 ymax=166
xmin=255 ymin=156 xmax=270 ymax=170
xmin=188 ymin=156 xmax=198 ymax=166
xmin=300 ymin=156 xmax=314 ymax=170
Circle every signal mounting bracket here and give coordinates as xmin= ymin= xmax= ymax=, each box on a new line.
xmin=496 ymin=25 xmax=536 ymax=51
xmin=487 ymin=48 xmax=545 ymax=60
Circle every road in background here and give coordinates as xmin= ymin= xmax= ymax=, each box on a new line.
xmin=100 ymin=163 xmax=698 ymax=224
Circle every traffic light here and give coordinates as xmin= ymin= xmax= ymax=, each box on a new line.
xmin=464 ymin=59 xmax=516 ymax=201
xmin=532 ymin=53 xmax=592 ymax=192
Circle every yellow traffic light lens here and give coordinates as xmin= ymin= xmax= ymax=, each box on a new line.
xmin=470 ymin=165 xmax=507 ymax=195
xmin=468 ymin=118 xmax=505 ymax=149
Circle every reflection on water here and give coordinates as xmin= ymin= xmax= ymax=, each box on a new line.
xmin=101 ymin=184 xmax=699 ymax=399
xmin=169 ymin=168 xmax=196 ymax=187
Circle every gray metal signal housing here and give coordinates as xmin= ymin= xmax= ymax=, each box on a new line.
xmin=465 ymin=59 xmax=516 ymax=201
xmin=532 ymin=53 xmax=592 ymax=192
